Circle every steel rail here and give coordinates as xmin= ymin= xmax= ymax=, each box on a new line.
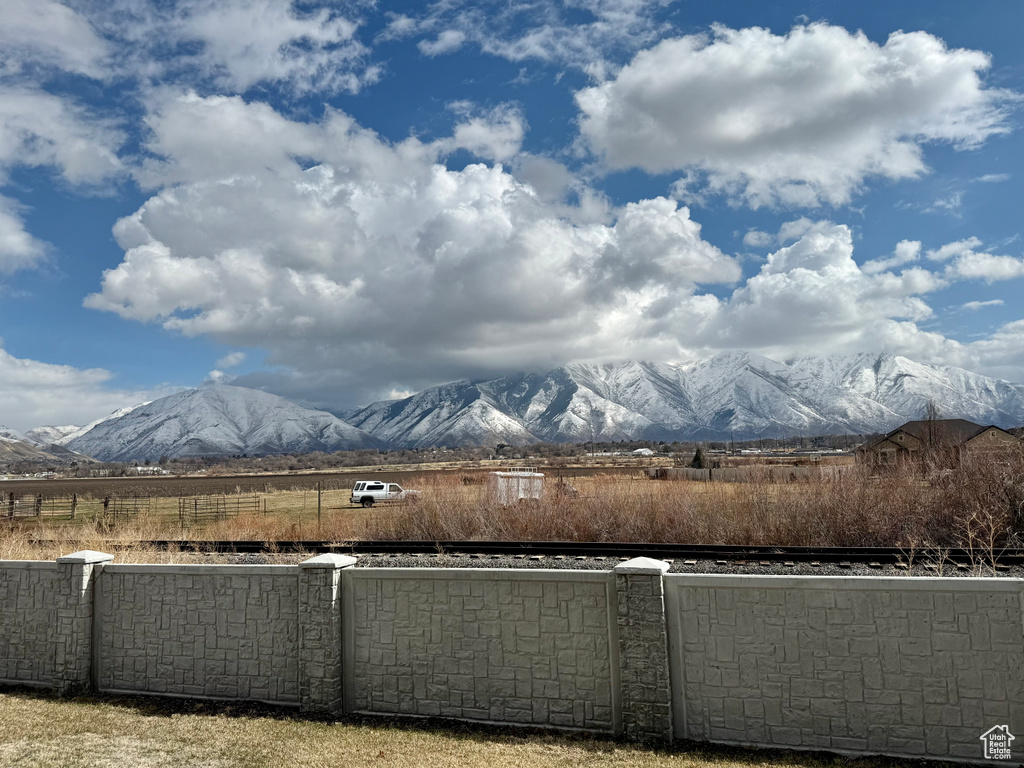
xmin=30 ymin=538 xmax=1024 ymax=565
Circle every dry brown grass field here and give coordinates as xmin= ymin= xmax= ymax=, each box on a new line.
xmin=364 ymin=453 xmax=1024 ymax=551
xmin=3 ymin=447 xmax=1023 ymax=561
xmin=0 ymin=688 xmax=931 ymax=768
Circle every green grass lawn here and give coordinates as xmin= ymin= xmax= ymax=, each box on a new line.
xmin=0 ymin=688 xmax=937 ymax=768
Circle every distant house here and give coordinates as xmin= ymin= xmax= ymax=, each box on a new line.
xmin=132 ymin=465 xmax=168 ymax=475
xmin=857 ymin=418 xmax=1020 ymax=465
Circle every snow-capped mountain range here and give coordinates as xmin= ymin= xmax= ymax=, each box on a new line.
xmin=344 ymin=352 xmax=1024 ymax=448
xmin=61 ymin=385 xmax=382 ymax=462
xmin=10 ymin=352 xmax=1024 ymax=461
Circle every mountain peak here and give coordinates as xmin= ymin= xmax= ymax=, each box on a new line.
xmin=65 ymin=385 xmax=381 ymax=462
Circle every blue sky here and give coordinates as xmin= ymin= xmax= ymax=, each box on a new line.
xmin=1 ymin=0 xmax=1023 ymax=430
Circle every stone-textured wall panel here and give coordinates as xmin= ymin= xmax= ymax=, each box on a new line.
xmin=96 ymin=567 xmax=300 ymax=703
xmin=347 ymin=569 xmax=616 ymax=730
xmin=0 ymin=563 xmax=58 ymax=685
xmin=667 ymin=576 xmax=1024 ymax=761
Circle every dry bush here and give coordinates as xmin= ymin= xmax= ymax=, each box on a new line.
xmin=921 ymin=446 xmax=1024 ymax=560
xmin=364 ymin=451 xmax=1024 ymax=549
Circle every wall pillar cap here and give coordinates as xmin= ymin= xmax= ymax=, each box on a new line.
xmin=300 ymin=553 xmax=358 ymax=569
xmin=55 ymin=548 xmax=113 ymax=569
xmin=613 ymin=556 xmax=671 ymax=575
xmin=57 ymin=550 xmax=114 ymax=565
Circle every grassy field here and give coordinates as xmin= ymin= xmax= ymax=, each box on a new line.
xmin=0 ymin=688 xmax=927 ymax=768
xmin=3 ymin=446 xmax=1023 ymax=562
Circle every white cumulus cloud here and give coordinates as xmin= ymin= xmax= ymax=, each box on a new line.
xmin=950 ymin=252 xmax=1024 ymax=282
xmin=963 ymin=299 xmax=1003 ymax=311
xmin=419 ymin=30 xmax=467 ymax=56
xmin=439 ymin=103 xmax=527 ymax=162
xmin=0 ymin=196 xmax=49 ymax=274
xmin=217 ymin=351 xmax=246 ymax=369
xmin=175 ymin=0 xmax=374 ymax=94
xmin=0 ymin=87 xmax=124 ymax=185
xmin=576 ymin=23 xmax=1014 ymax=208
xmin=689 ymin=222 xmax=958 ymax=361
xmin=0 ymin=0 xmax=109 ymax=78
xmin=862 ymin=240 xmax=922 ymax=274
xmin=0 ymin=344 xmax=178 ymax=432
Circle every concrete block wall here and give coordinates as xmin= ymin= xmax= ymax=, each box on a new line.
xmin=3 ymin=551 xmax=1023 ymax=763
xmin=95 ymin=565 xmax=301 ymax=703
xmin=665 ymin=575 xmax=1024 ymax=762
xmin=343 ymin=568 xmax=619 ymax=730
xmin=0 ymin=561 xmax=59 ymax=686
xmin=0 ymin=551 xmax=111 ymax=693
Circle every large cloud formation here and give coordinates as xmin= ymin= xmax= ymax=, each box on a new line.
xmin=576 ymin=23 xmax=1013 ymax=207
xmin=86 ymin=93 xmax=741 ymax=407
xmin=83 ymin=91 xmax=1024 ymax=410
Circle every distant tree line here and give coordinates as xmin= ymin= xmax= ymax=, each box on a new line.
xmin=1 ymin=433 xmax=872 ymax=476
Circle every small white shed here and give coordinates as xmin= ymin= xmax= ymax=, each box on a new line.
xmin=488 ymin=467 xmax=545 ymax=505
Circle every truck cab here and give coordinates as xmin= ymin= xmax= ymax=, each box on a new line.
xmin=350 ymin=480 xmax=420 ymax=507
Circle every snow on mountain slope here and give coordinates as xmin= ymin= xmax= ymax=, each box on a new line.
xmin=0 ymin=426 xmax=29 ymax=444
xmin=24 ymin=425 xmax=82 ymax=446
xmin=33 ymin=403 xmax=153 ymax=447
xmin=792 ymin=353 xmax=1024 ymax=426
xmin=345 ymin=381 xmax=537 ymax=448
xmin=0 ymin=425 xmax=93 ymax=463
xmin=66 ymin=385 xmax=382 ymax=461
xmin=349 ymin=353 xmax=1024 ymax=447
xmin=556 ymin=361 xmax=697 ymax=430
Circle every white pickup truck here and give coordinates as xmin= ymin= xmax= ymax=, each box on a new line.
xmin=350 ymin=480 xmax=421 ymax=507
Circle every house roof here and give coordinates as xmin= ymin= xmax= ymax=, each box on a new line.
xmin=895 ymin=419 xmax=989 ymax=444
xmin=859 ymin=419 xmax=1019 ymax=453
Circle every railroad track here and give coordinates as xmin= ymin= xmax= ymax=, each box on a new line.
xmin=33 ymin=539 xmax=1024 ymax=565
